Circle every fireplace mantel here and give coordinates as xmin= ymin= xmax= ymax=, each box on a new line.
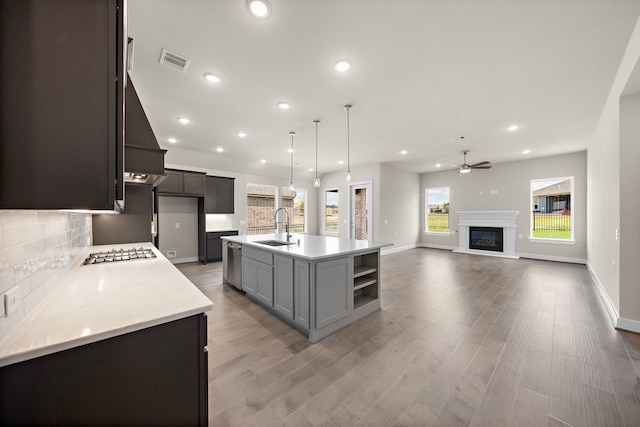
xmin=454 ymin=211 xmax=519 ymax=259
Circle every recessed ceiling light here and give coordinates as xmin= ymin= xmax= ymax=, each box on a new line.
xmin=177 ymin=116 xmax=190 ymax=124
xmin=260 ymin=159 xmax=267 ymax=163
xmin=203 ymin=73 xmax=221 ymax=83
xmin=287 ymin=148 xmax=294 ymax=153
xmin=523 ymin=149 xmax=531 ymax=154
xmin=277 ymin=102 xmax=291 ymax=110
xmin=400 ymin=150 xmax=408 ymax=155
xmin=508 ymin=125 xmax=520 ymax=131
xmin=236 ymin=131 xmax=247 ymax=138
xmin=308 ymin=168 xmax=313 ymax=172
xmin=216 ymin=147 xmax=224 ymax=153
xmin=338 ymin=160 xmax=344 ymax=165
xmin=167 ymin=137 xmax=177 ymax=144
xmin=247 ymin=0 xmax=271 ymax=18
xmin=334 ymin=59 xmax=351 ymax=72
xmin=435 ymin=163 xmax=442 ymax=168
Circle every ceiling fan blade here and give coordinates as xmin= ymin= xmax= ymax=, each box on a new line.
xmin=470 ymin=161 xmax=491 ymax=167
xmin=470 ymin=165 xmax=492 ymax=169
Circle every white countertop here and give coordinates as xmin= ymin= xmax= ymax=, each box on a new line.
xmin=0 ymin=243 xmax=213 ymax=367
xmin=221 ymin=233 xmax=392 ymax=260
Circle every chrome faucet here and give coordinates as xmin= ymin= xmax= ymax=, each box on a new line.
xmin=274 ymin=207 xmax=292 ymax=242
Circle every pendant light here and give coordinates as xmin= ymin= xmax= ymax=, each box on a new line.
xmin=344 ymin=104 xmax=353 ymax=183
xmin=288 ymin=131 xmax=295 ymax=191
xmin=313 ymin=120 xmax=321 ymax=188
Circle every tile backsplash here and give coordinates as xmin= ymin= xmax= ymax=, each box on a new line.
xmin=0 ymin=211 xmax=92 ymax=340
xmin=206 ymin=214 xmax=234 ymax=231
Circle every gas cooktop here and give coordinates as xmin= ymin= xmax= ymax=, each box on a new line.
xmin=82 ymin=247 xmax=156 ymax=265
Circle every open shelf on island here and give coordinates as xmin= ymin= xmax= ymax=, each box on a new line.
xmin=353 ymin=251 xmax=379 ymax=312
xmin=354 ymin=276 xmax=376 ymax=291
xmin=354 ymin=265 xmax=377 ymax=278
xmin=354 ymin=294 xmax=377 ymax=310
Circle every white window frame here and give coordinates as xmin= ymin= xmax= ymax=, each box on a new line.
xmin=425 ymin=187 xmax=450 ymax=235
xmin=323 ymin=188 xmax=339 ymax=236
xmin=529 ymin=176 xmax=575 ymax=244
xmin=293 ymin=187 xmax=307 ymax=233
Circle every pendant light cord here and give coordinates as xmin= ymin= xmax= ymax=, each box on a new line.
xmin=346 ymin=106 xmax=350 ymax=172
xmin=314 ymin=121 xmax=319 ymax=180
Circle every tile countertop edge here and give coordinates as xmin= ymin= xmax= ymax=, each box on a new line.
xmin=221 ymin=233 xmax=393 ymax=261
xmin=0 ymin=243 xmax=213 ymax=368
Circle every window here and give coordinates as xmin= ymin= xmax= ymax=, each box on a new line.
xmin=246 ymin=183 xmax=276 ymax=235
xmin=293 ymin=189 xmax=306 ymax=232
xmin=280 ymin=187 xmax=306 ymax=233
xmin=425 ymin=187 xmax=449 ymax=233
xmin=530 ymin=177 xmax=573 ymax=240
xmin=324 ymin=189 xmax=339 ymax=234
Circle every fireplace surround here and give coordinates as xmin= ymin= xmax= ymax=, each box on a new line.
xmin=454 ymin=211 xmax=519 ymax=258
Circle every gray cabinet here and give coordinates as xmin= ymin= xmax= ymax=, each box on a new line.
xmin=205 ymin=176 xmax=235 ymax=213
xmin=158 ymin=169 xmax=205 ymax=196
xmin=315 ymin=257 xmax=351 ymax=329
xmin=274 ymin=255 xmax=294 ymax=319
xmin=294 ymin=259 xmax=311 ymax=329
xmin=242 ymin=246 xmax=273 ymax=306
xmin=0 ymin=0 xmax=125 ymax=210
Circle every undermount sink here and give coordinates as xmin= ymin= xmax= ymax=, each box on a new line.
xmin=254 ymin=240 xmax=295 ymax=247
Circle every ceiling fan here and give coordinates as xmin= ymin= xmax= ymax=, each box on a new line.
xmin=453 ymin=150 xmax=492 ymax=174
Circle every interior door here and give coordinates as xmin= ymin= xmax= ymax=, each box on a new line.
xmin=349 ymin=181 xmax=373 ymax=241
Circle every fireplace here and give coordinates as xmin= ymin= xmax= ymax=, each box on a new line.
xmin=454 ymin=211 xmax=519 ymax=259
xmin=469 ymin=227 xmax=503 ymax=252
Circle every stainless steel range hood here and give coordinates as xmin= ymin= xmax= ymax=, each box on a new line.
xmin=124 ymin=77 xmax=167 ymax=187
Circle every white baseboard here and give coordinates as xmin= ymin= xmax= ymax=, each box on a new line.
xmin=517 ymin=252 xmax=587 ymax=264
xmin=420 ymin=243 xmax=457 ymax=251
xmin=586 ymin=263 xmax=619 ymax=329
xmin=169 ymin=256 xmax=199 ymax=264
xmin=617 ymin=317 xmax=640 ymax=333
xmin=381 ymin=244 xmax=419 ymax=256
xmin=587 ymin=263 xmax=640 ymax=334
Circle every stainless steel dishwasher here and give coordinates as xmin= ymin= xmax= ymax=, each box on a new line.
xmin=226 ymin=242 xmax=242 ymax=290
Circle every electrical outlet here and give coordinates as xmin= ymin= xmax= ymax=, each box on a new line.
xmin=612 ymin=261 xmax=616 ymax=273
xmin=167 ymin=250 xmax=176 ymax=259
xmin=519 ymin=234 xmax=523 ymax=239
xmin=384 ymin=219 xmax=388 ymax=225
xmin=4 ymin=285 xmax=21 ymax=317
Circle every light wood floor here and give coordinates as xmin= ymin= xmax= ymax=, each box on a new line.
xmin=177 ymin=248 xmax=640 ymax=427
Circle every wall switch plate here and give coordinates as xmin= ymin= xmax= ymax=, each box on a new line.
xmin=167 ymin=250 xmax=176 ymax=259
xmin=5 ymin=285 xmax=21 ymax=317
xmin=175 ymin=223 xmax=180 ymax=229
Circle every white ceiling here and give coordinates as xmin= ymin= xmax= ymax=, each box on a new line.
xmin=128 ymin=0 xmax=640 ymax=177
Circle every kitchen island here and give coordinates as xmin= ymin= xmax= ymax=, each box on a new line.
xmin=222 ymin=233 xmax=391 ymax=342
xmin=0 ymin=243 xmax=212 ymax=426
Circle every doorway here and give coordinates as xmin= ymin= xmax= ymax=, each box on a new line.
xmin=349 ymin=181 xmax=373 ymax=241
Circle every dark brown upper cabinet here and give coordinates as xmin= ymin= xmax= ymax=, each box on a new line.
xmin=205 ymin=176 xmax=235 ymax=214
xmin=158 ymin=169 xmax=206 ymax=197
xmin=0 ymin=0 xmax=126 ymax=210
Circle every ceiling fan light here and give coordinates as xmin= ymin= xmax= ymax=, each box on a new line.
xmin=460 ymin=166 xmax=471 ymax=174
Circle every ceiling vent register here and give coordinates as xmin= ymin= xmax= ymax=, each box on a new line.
xmin=158 ymin=48 xmax=191 ymax=73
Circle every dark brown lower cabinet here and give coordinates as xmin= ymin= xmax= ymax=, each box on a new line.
xmin=206 ymin=230 xmax=238 ymax=263
xmin=0 ymin=314 xmax=208 ymax=426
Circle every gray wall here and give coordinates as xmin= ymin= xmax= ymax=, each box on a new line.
xmin=158 ymin=196 xmax=199 ymax=263
xmin=317 ymin=163 xmax=421 ymax=251
xmin=421 ymin=151 xmax=587 ymax=262
xmin=588 ymin=15 xmax=640 ymax=329
xmin=588 ymin=15 xmax=640 ymax=332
